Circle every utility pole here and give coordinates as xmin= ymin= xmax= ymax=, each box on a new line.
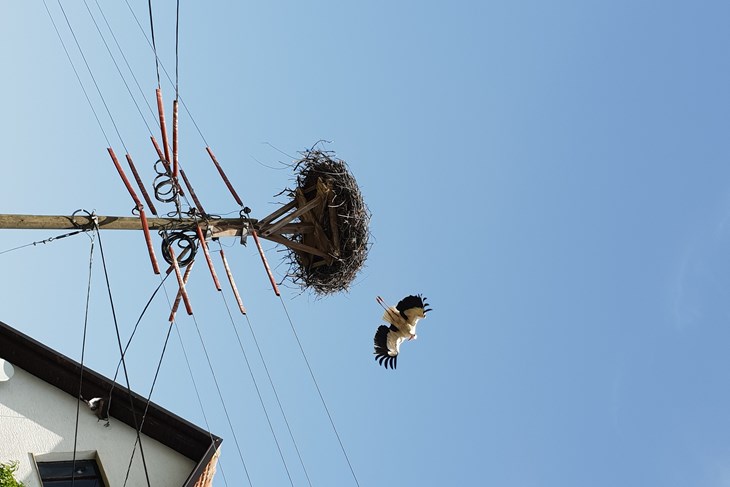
xmin=0 ymin=213 xmax=310 ymax=239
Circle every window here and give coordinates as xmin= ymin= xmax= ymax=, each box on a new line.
xmin=37 ymin=460 xmax=106 ymax=487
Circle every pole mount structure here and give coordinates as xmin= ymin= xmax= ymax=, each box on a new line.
xmin=0 ymin=214 xmax=273 ymax=239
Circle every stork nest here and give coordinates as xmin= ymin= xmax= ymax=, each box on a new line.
xmin=281 ymin=149 xmax=371 ymax=295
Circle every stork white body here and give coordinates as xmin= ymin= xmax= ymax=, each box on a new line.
xmin=373 ymin=295 xmax=432 ymax=369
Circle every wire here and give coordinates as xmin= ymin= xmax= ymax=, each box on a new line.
xmin=83 ymin=0 xmax=155 ymax=136
xmin=170 ymin=318 xmax=229 ymax=487
xmin=188 ymin=311 xmax=254 ymax=486
xmin=146 ymin=0 xmax=161 ymax=87
xmin=71 ymin=231 xmax=95 ymax=484
xmin=41 ymin=0 xmax=111 ymax=147
xmin=55 ymin=0 xmax=130 ymax=153
xmin=106 ymin=272 xmax=171 ymax=414
xmin=122 ymin=321 xmax=174 ymax=487
xmin=0 ymin=229 xmax=88 ymax=256
xmin=123 ymin=0 xmax=210 ymax=147
xmin=242 ymin=313 xmax=314 ymax=486
xmin=213 ymin=240 xmax=311 ymax=485
xmin=92 ymin=0 xmax=158 ymax=126
xmin=175 ymin=0 xmax=180 ymax=99
xmin=94 ymin=225 xmax=152 ymax=487
xmin=278 ymin=296 xmax=362 ymax=487
xmin=217 ymin=276 xmax=295 ymax=486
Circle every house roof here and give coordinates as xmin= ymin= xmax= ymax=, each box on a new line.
xmin=0 ymin=320 xmax=222 ymax=487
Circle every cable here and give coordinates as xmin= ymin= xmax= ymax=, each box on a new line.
xmin=94 ymin=225 xmax=152 ymax=487
xmin=41 ymin=0 xmax=111 ymax=147
xmin=170 ymin=318 xmax=229 ymax=487
xmin=71 ymin=231 xmax=95 ymax=484
xmin=146 ymin=0 xmax=161 ymax=87
xmin=214 ymin=241 xmax=312 ymax=486
xmin=188 ymin=311 xmax=254 ymax=486
xmin=123 ymin=0 xmax=210 ymax=147
xmin=83 ymin=0 xmax=155 ymax=136
xmin=278 ymin=296 xmax=362 ymax=487
xmin=0 ymin=229 xmax=88 ymax=256
xmin=175 ymin=0 xmax=180 ymax=99
xmin=217 ymin=279 xmax=295 ymax=486
xmin=106 ymin=272 xmax=171 ymax=414
xmin=55 ymin=0 xmax=130 ymax=153
xmin=122 ymin=321 xmax=174 ymax=487
xmin=92 ymin=0 xmax=158 ymax=127
xmin=242 ymin=313 xmax=314 ymax=487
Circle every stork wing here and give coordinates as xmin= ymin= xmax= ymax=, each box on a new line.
xmin=396 ymin=295 xmax=432 ymax=321
xmin=373 ymin=324 xmax=404 ymax=369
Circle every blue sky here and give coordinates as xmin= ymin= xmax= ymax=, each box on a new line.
xmin=2 ymin=1 xmax=730 ymax=486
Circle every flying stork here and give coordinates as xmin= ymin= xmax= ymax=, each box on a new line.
xmin=373 ymin=294 xmax=432 ymax=369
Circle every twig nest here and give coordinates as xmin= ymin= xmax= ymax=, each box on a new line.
xmin=282 ymin=149 xmax=371 ymax=295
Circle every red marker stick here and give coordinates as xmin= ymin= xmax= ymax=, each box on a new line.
xmin=107 ymin=147 xmax=160 ymax=275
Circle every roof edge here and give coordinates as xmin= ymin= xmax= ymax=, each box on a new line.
xmin=0 ymin=320 xmax=222 ymax=483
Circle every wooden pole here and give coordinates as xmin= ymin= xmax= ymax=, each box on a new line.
xmin=0 ymin=214 xmax=258 ymax=237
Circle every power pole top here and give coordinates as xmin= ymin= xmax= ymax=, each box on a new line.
xmin=0 ymin=214 xmax=259 ymax=239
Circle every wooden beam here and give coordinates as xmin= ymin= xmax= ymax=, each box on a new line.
xmin=258 ymin=199 xmax=297 ymax=226
xmin=260 ymin=194 xmax=323 ymax=237
xmin=259 ymin=233 xmax=331 ymax=259
xmin=0 ymin=214 xmax=256 ymax=237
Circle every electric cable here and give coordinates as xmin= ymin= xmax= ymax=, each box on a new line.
xmin=146 ymin=0 xmax=161 ymax=87
xmin=55 ymin=0 xmax=130 ymax=153
xmin=170 ymin=318 xmax=229 ymax=487
xmin=83 ymin=0 xmax=155 ymax=136
xmin=106 ymin=272 xmax=171 ymax=413
xmin=71 ymin=231 xmax=96 ymax=484
xmin=278 ymin=296 xmax=362 ymax=487
xmin=41 ymin=0 xmax=111 ymax=147
xmin=92 ymin=0 xmax=158 ymax=126
xmin=242 ymin=310 xmax=314 ymax=487
xmin=122 ymin=320 xmax=174 ymax=487
xmin=0 ymin=229 xmax=88 ymax=256
xmin=217 ymin=279 xmax=295 ymax=486
xmin=187 ymin=311 xmax=254 ymax=486
xmin=94 ymin=224 xmax=152 ymax=487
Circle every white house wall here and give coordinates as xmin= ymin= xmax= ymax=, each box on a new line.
xmin=0 ymin=364 xmax=196 ymax=487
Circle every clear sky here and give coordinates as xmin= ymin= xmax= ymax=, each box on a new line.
xmin=2 ymin=1 xmax=730 ymax=486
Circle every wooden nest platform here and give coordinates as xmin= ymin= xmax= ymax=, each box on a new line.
xmin=257 ymin=149 xmax=371 ymax=295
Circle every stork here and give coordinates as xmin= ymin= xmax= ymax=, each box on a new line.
xmin=373 ymin=294 xmax=432 ymax=369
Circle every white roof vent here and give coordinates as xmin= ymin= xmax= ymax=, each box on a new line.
xmin=0 ymin=359 xmax=15 ymax=381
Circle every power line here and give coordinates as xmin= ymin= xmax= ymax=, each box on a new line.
xmin=217 ymin=274 xmax=295 ymax=486
xmin=55 ymin=0 xmax=130 ymax=153
xmin=83 ymin=0 xmax=155 ymax=136
xmin=187 ymin=311 xmax=254 ymax=486
xmin=71 ymin=231 xmax=95 ymax=484
xmin=94 ymin=224 xmax=152 ymax=487
xmin=92 ymin=0 xmax=158 ymax=126
xmin=278 ymin=296 xmax=362 ymax=487
xmin=146 ymin=0 xmax=161 ymax=87
xmin=170 ymin=318 xmax=229 ymax=487
xmin=41 ymin=0 xmax=111 ymax=147
xmin=175 ymin=0 xmax=180 ymax=99
xmin=123 ymin=0 xmax=210 ymax=147
xmin=106 ymin=273 xmax=171 ymax=412
xmin=123 ymin=321 xmax=174 ymax=487
xmin=241 ymin=312 xmax=314 ymax=487
xmin=0 ymin=229 xmax=88 ymax=256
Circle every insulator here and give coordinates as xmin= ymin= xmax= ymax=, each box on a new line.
xmin=161 ymin=231 xmax=197 ymax=267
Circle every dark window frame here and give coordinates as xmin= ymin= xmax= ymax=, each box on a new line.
xmin=37 ymin=459 xmax=107 ymax=486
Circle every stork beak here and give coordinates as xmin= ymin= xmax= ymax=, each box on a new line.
xmin=408 ymin=334 xmax=417 ymax=341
